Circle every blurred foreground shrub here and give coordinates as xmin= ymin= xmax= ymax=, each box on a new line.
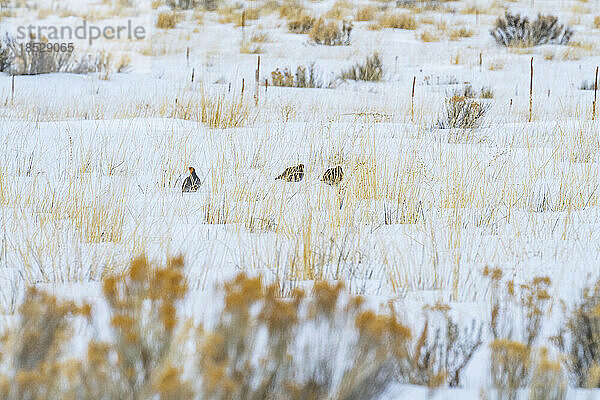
xmin=0 ymin=255 xmax=492 ymax=398
xmin=0 ymin=257 xmax=419 ymax=399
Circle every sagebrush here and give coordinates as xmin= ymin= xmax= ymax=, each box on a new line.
xmin=338 ymin=53 xmax=383 ymax=82
xmin=491 ymin=12 xmax=572 ymax=47
xmin=437 ymin=95 xmax=488 ymax=132
xmin=0 ymin=256 xmax=493 ymax=398
xmin=270 ymin=63 xmax=323 ymax=88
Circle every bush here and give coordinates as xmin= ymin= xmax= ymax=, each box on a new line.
xmin=379 ymin=12 xmax=417 ymax=30
xmin=287 ymin=13 xmax=315 ymax=33
xmin=338 ymin=52 xmax=383 ymax=82
xmin=480 ymin=86 xmax=494 ymax=99
xmin=490 ymin=344 xmax=567 ymax=400
xmin=1 ymin=35 xmax=130 ymax=77
xmin=594 ymin=16 xmax=600 ymax=29
xmin=419 ymin=29 xmax=440 ymax=42
xmin=4 ymin=35 xmax=72 ymax=75
xmin=0 ymin=39 xmax=12 ymax=72
xmin=0 ymin=257 xmax=416 ymax=399
xmin=407 ymin=304 xmax=483 ymax=388
xmin=0 ymin=288 xmax=91 ymax=399
xmin=529 ymin=348 xmax=567 ymax=400
xmin=448 ymin=26 xmax=474 ymax=40
xmin=437 ymin=95 xmax=488 ymax=130
xmin=452 ymin=84 xmax=476 ymax=99
xmin=451 ymin=85 xmax=494 ymax=99
xmin=167 ymin=0 xmax=196 ymax=9
xmin=325 ymin=0 xmax=353 ymax=20
xmin=355 ymin=6 xmax=377 ymax=21
xmin=579 ymin=79 xmax=597 ymax=90
xmin=484 ymin=269 xmax=555 ymax=399
xmin=271 ymin=63 xmax=323 ymax=88
xmin=198 ymin=277 xmax=413 ymax=399
xmin=239 ymin=41 xmax=263 ymax=54
xmin=489 ymin=339 xmax=531 ymax=400
xmin=157 ymin=11 xmax=178 ymax=29
xmin=170 ymin=0 xmax=219 ymax=10
xmin=485 ymin=271 xmax=552 ymax=347
xmin=491 ymin=12 xmax=573 ymax=47
xmin=309 ymin=18 xmax=352 ymax=46
xmin=397 ymin=0 xmax=447 ymax=8
xmin=554 ymin=279 xmax=600 ymax=387
xmin=279 ymin=0 xmax=305 ymax=19
xmin=69 ymin=51 xmax=131 ymax=79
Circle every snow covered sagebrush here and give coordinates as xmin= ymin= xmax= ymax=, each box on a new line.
xmin=0 ymin=40 xmax=12 ymax=73
xmin=167 ymin=0 xmax=197 ymax=9
xmin=4 ymin=35 xmax=72 ymax=75
xmin=166 ymin=0 xmax=220 ymax=10
xmin=490 ymin=12 xmax=573 ymax=47
xmin=1 ymin=35 xmax=130 ymax=77
xmin=437 ymin=95 xmax=489 ymax=132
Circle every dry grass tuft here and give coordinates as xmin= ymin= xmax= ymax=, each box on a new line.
xmin=448 ymin=26 xmax=474 ymax=40
xmin=378 ymin=12 xmax=417 ymax=30
xmin=488 ymin=59 xmax=505 ymax=70
xmin=355 ymin=5 xmax=378 ymax=21
xmin=324 ymin=0 xmax=353 ymax=20
xmin=419 ymin=29 xmax=440 ymax=42
xmin=309 ymin=18 xmax=353 ymax=46
xmin=157 ymin=11 xmax=179 ymax=29
xmin=270 ymin=63 xmax=323 ymax=88
xmin=287 ymin=13 xmax=316 ymax=33
xmin=239 ymin=41 xmax=263 ymax=54
xmin=165 ymin=89 xmax=255 ymax=128
xmin=338 ymin=52 xmax=383 ymax=82
xmin=167 ymin=0 xmax=198 ymax=9
xmin=279 ymin=0 xmax=306 ymax=19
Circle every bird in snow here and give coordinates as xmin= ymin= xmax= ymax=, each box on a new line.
xmin=275 ymin=163 xmax=304 ymax=182
xmin=182 ymin=167 xmax=201 ymax=192
xmin=321 ymin=166 xmax=343 ymax=186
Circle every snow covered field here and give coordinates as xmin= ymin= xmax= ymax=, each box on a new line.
xmin=1 ymin=0 xmax=600 ymax=397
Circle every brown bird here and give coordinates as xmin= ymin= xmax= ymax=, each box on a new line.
xmin=275 ymin=163 xmax=304 ymax=182
xmin=321 ymin=166 xmax=343 ymax=185
xmin=182 ymin=167 xmax=201 ymax=192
